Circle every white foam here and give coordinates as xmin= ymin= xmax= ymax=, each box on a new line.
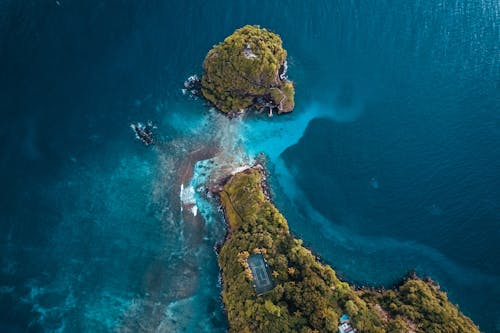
xmin=231 ymin=165 xmax=250 ymax=175
xmin=180 ymin=184 xmax=196 ymax=205
xmin=191 ymin=205 xmax=198 ymax=216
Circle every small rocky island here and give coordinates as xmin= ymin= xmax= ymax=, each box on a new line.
xmin=201 ymin=25 xmax=295 ymax=116
xmin=216 ymin=167 xmax=479 ymax=333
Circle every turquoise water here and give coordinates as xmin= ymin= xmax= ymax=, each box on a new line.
xmin=1 ymin=1 xmax=499 ymax=332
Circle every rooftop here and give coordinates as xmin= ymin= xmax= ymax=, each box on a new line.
xmin=340 ymin=314 xmax=350 ymax=323
xmin=338 ymin=314 xmax=356 ymax=333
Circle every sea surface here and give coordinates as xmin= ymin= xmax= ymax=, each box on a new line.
xmin=1 ymin=1 xmax=499 ymax=332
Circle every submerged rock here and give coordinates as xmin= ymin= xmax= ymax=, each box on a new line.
xmin=131 ymin=121 xmax=156 ymax=146
xmin=201 ymin=25 xmax=295 ymax=115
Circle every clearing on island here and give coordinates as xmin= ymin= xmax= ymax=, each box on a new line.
xmin=247 ymin=253 xmax=275 ymax=295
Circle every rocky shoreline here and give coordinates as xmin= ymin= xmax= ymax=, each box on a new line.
xmin=212 ymin=165 xmax=479 ymax=333
xmin=199 ymin=25 xmax=295 ymax=116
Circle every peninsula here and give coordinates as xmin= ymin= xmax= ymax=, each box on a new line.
xmin=216 ymin=167 xmax=479 ymax=333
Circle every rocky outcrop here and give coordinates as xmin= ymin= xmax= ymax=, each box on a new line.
xmin=201 ymin=25 xmax=295 ymax=116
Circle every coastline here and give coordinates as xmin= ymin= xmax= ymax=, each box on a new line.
xmin=213 ymin=165 xmax=480 ymax=333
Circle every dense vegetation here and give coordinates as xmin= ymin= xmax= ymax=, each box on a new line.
xmin=201 ymin=25 xmax=294 ymax=114
xmin=217 ymin=167 xmax=479 ymax=333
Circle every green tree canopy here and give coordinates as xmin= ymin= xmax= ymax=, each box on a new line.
xmin=217 ymin=168 xmax=479 ymax=333
xmin=201 ymin=25 xmax=295 ymax=115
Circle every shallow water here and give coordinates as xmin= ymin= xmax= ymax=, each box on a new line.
xmin=1 ymin=1 xmax=499 ymax=332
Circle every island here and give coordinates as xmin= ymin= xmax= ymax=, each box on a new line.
xmin=215 ymin=166 xmax=479 ymax=333
xmin=201 ymin=25 xmax=295 ymax=116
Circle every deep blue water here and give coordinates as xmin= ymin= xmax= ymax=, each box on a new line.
xmin=1 ymin=1 xmax=499 ymax=332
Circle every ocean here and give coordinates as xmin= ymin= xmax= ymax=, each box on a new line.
xmin=0 ymin=1 xmax=499 ymax=332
